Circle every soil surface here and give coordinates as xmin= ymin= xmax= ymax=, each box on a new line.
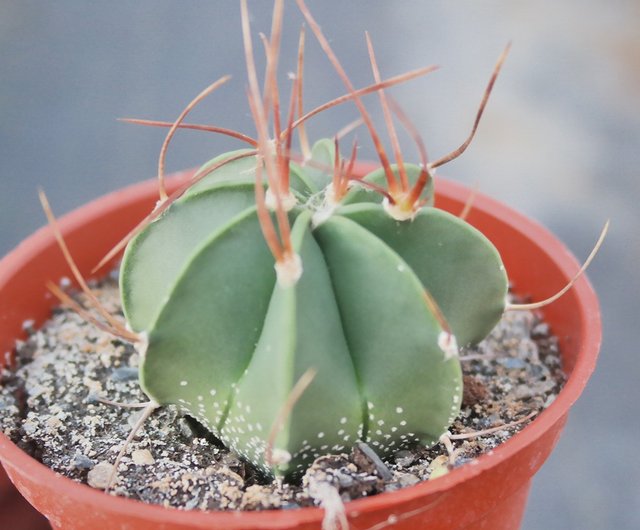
xmin=0 ymin=275 xmax=565 ymax=511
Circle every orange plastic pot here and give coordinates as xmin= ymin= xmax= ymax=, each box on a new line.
xmin=0 ymin=168 xmax=601 ymax=530
xmin=0 ymin=468 xmax=49 ymax=529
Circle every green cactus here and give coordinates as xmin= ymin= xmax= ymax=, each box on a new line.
xmin=120 ymin=138 xmax=507 ymax=478
xmin=115 ymin=0 xmax=511 ymax=481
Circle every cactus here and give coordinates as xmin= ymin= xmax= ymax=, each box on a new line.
xmin=113 ymin=1 xmax=513 ymax=481
xmin=121 ymin=137 xmax=507 ymax=478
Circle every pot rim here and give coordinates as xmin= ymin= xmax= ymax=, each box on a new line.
xmin=0 ymin=169 xmax=601 ymax=525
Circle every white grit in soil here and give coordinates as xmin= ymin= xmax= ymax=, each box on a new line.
xmin=0 ymin=274 xmax=565 ymax=511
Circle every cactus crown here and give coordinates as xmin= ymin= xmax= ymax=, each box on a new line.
xmin=117 ymin=0 xmax=512 ymax=480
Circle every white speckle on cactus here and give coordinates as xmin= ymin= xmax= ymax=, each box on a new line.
xmin=367 ymin=401 xmax=374 ymax=410
xmin=396 ymin=406 xmax=404 ymax=414
xmin=317 ymin=432 xmax=325 ymax=438
xmin=377 ymin=419 xmax=385 ymax=426
xmin=340 ymin=417 xmax=347 ymax=424
xmin=180 ymin=380 xmax=188 ymax=387
xmin=397 ymin=264 xmax=406 ymax=272
xmin=209 ymin=389 xmax=217 ymax=396
xmin=400 ymin=420 xmax=407 ymax=426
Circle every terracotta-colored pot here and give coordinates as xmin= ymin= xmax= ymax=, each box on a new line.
xmin=0 ymin=468 xmax=49 ymax=529
xmin=0 ymin=168 xmax=601 ymax=530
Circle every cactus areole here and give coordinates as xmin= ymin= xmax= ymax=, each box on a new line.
xmin=120 ymin=142 xmax=507 ymax=479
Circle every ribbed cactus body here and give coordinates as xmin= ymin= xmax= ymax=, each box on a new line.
xmin=120 ymin=142 xmax=507 ymax=478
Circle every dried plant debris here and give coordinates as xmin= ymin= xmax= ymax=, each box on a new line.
xmin=0 ymin=277 xmax=565 ymax=511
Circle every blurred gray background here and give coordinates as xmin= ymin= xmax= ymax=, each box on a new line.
xmin=0 ymin=1 xmax=638 ymax=529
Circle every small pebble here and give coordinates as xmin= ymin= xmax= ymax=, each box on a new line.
xmin=110 ymin=366 xmax=139 ymax=382
xmin=22 ymin=420 xmax=37 ymax=435
xmin=84 ymin=392 xmax=100 ymax=404
xmin=177 ymin=417 xmax=196 ymax=440
xmin=427 ymin=455 xmax=450 ymax=479
xmin=71 ymin=453 xmax=95 ymax=470
xmin=183 ymin=497 xmax=200 ymax=511
xmin=352 ymin=441 xmax=393 ymax=481
xmin=531 ymin=323 xmax=549 ymax=338
xmin=132 ymin=449 xmax=154 ymax=466
xmin=497 ymin=357 xmax=527 ymax=370
xmin=128 ymin=409 xmax=147 ymax=429
xmin=394 ymin=450 xmax=416 ymax=468
xmin=396 ymin=472 xmax=420 ymax=488
xmin=87 ymin=462 xmax=115 ymax=489
xmin=0 ymin=395 xmax=15 ymax=412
